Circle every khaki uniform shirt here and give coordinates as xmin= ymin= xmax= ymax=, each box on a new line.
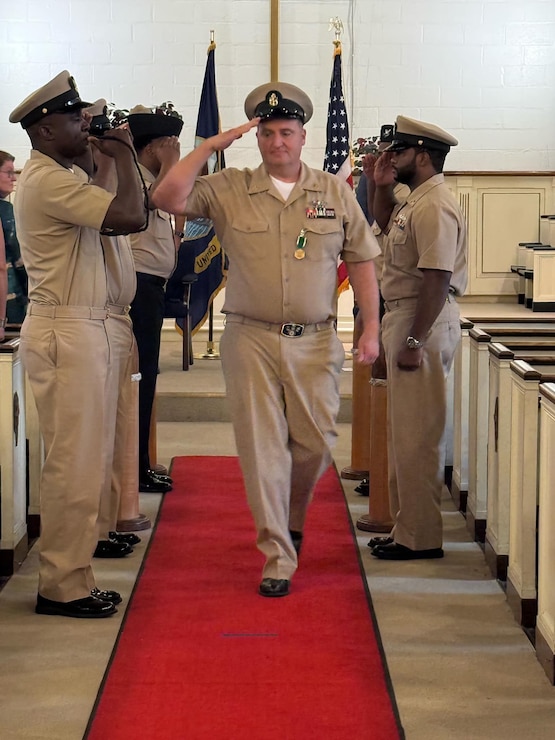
xmin=72 ymin=164 xmax=136 ymax=307
xmin=381 ymin=173 xmax=467 ymax=301
xmin=14 ymin=151 xmax=116 ymax=306
xmin=128 ymin=164 xmax=176 ymax=279
xmin=185 ymin=162 xmax=381 ymax=324
xmin=102 ymin=234 xmax=136 ymax=306
xmin=371 ymin=183 xmax=410 ymax=281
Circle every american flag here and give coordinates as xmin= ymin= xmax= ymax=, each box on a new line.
xmin=324 ymin=44 xmax=353 ymax=187
xmin=323 ymin=43 xmax=352 ymax=292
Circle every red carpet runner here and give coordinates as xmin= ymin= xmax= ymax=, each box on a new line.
xmin=86 ymin=457 xmax=404 ymax=740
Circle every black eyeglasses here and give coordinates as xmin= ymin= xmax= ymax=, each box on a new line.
xmin=0 ymin=168 xmax=16 ymax=177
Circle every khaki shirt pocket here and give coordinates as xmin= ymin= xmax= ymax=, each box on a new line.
xmin=228 ymin=217 xmax=269 ymax=258
xmin=388 ymin=225 xmax=409 ymax=267
xmin=302 ymin=219 xmax=343 ymax=261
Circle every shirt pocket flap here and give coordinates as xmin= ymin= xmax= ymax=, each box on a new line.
xmin=231 ymin=218 xmax=269 ymax=235
xmin=305 ymin=219 xmax=342 ymax=235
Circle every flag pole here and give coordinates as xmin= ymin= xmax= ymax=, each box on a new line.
xmin=195 ymin=303 xmax=220 ymax=359
xmin=326 ymin=17 xmax=372 ymax=486
xmin=194 ymin=29 xmax=222 ymax=361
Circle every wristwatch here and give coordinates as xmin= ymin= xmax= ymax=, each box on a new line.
xmin=406 ymin=335 xmax=424 ymax=350
xmin=0 ymin=318 xmax=6 ymax=329
xmin=175 ymin=230 xmax=185 ymax=239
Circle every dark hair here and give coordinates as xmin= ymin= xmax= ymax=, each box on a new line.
xmin=418 ymin=148 xmax=446 ymax=173
xmin=0 ymin=150 xmax=15 ymax=168
xmin=132 ymin=135 xmax=158 ymax=153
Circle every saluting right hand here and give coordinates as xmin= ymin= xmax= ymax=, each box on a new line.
xmin=362 ymin=153 xmax=379 ymax=182
xmin=373 ymin=152 xmax=396 ymax=187
xmin=151 ymin=136 xmax=181 ymax=166
xmin=207 ymin=118 xmax=260 ymax=153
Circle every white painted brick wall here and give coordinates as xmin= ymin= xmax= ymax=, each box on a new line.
xmin=0 ymin=0 xmax=553 ymax=171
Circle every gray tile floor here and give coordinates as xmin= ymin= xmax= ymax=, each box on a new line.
xmin=2 ymin=320 xmax=555 ymax=739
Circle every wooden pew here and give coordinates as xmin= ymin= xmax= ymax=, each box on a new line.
xmin=0 ymin=338 xmax=28 ymax=575
xmin=486 ymin=343 xmax=555 ymax=581
xmin=466 ymin=324 xmax=555 ymax=542
xmin=452 ymin=318 xmax=555 ymax=516
xmin=539 ymin=215 xmax=553 ymax=245
xmin=523 ymin=243 xmax=543 ymax=309
xmin=532 ymin=245 xmax=555 ymax=311
xmin=506 ymin=360 xmax=555 ymax=630
xmin=512 ymin=242 xmax=542 ymax=306
xmin=451 ymin=318 xmax=474 ymax=512
xmin=536 ymin=382 xmax=555 ymax=684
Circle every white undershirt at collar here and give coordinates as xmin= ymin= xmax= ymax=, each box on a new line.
xmin=270 ymin=175 xmax=296 ymax=200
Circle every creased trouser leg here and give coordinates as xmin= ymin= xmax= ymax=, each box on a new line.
xmin=220 ymin=323 xmax=344 ymax=580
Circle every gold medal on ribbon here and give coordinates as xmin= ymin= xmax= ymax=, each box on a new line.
xmin=294 ymin=228 xmax=307 ymax=260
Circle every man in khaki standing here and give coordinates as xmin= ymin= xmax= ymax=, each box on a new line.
xmin=369 ymin=115 xmax=467 ymax=560
xmin=10 ymin=71 xmax=146 ymax=617
xmin=153 ymin=82 xmax=381 ymax=597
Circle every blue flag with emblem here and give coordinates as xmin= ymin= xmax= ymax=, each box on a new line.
xmin=165 ymin=40 xmax=228 ymax=334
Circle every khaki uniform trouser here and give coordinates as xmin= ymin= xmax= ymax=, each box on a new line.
xmin=220 ymin=318 xmax=345 ymax=580
xmin=381 ymin=295 xmax=461 ymax=550
xmin=20 ymin=306 xmax=134 ymax=602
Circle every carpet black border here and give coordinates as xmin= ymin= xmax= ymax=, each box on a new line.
xmin=333 ymin=462 xmax=406 ymax=740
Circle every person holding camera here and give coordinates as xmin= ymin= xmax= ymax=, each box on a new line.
xmin=10 ymin=71 xmax=147 ymax=617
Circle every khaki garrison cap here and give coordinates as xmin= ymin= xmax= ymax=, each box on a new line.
xmin=9 ymin=70 xmax=90 ymax=129
xmin=386 ymin=115 xmax=458 ymax=154
xmin=86 ymin=99 xmax=111 ymax=137
xmin=244 ymin=82 xmax=313 ymax=124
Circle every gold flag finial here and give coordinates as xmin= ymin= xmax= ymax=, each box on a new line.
xmin=329 ymin=16 xmax=343 ymax=53
xmin=329 ymin=17 xmax=343 ymax=40
xmin=208 ymin=29 xmax=216 ymax=52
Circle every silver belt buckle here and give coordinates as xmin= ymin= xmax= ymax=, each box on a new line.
xmin=281 ymin=322 xmax=305 ymax=337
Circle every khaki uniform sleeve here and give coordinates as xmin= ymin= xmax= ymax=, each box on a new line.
xmin=39 ymin=168 xmax=114 ymax=230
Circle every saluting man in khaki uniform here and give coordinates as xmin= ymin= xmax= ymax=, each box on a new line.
xmin=153 ymin=82 xmax=382 ymax=597
xmin=370 ymin=115 xmax=468 ymax=560
xmin=10 ymin=71 xmax=146 ymax=618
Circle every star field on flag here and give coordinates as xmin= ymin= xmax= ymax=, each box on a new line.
xmin=324 ymin=48 xmax=353 ymax=187
xmin=323 ymin=44 xmax=352 ymax=293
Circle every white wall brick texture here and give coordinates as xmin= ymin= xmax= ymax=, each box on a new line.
xmin=0 ymin=0 xmax=552 ymax=172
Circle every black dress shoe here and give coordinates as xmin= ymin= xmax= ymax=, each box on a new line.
xmin=91 ymin=587 xmax=122 ymax=605
xmin=259 ymin=578 xmax=290 ymax=597
xmin=109 ymin=531 xmax=141 ymax=546
xmin=36 ymin=594 xmax=117 ymax=618
xmin=139 ymin=471 xmax=172 ymax=493
xmin=94 ymin=540 xmax=133 ymax=558
xmin=147 ymin=469 xmax=173 ymax=485
xmin=371 ymin=542 xmax=444 ymax=560
xmin=368 ymin=536 xmax=393 ymax=549
xmin=355 ymin=478 xmax=370 ymax=496
xmin=289 ymin=530 xmax=303 ymax=555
